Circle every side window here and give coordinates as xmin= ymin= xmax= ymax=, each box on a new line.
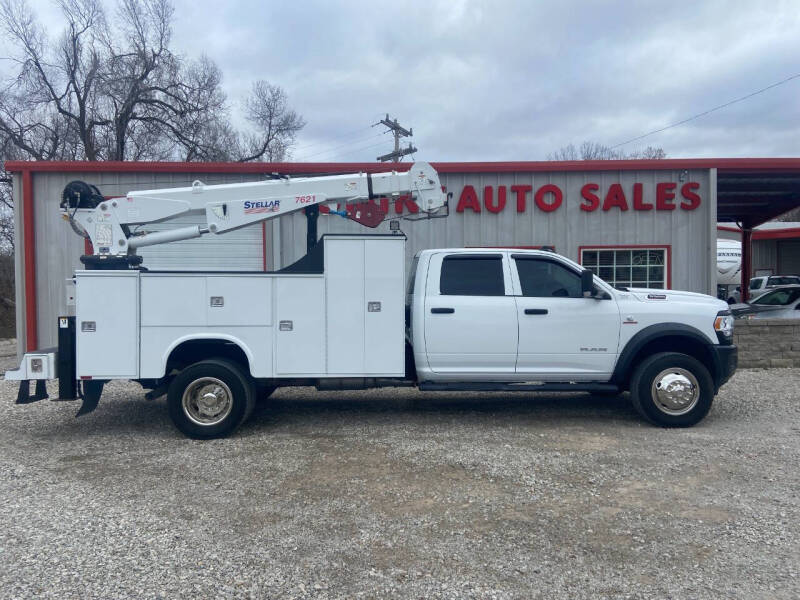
xmin=515 ymin=258 xmax=582 ymax=298
xmin=440 ymin=256 xmax=505 ymax=296
xmin=749 ymin=278 xmax=763 ymax=290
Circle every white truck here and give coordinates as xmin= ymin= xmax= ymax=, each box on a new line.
xmin=7 ymin=163 xmax=738 ymax=438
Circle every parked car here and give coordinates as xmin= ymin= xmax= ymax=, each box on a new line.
xmin=730 ymin=285 xmax=800 ymax=319
xmin=748 ymin=275 xmax=800 ymax=300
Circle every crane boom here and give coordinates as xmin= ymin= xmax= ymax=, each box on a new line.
xmin=62 ymin=162 xmax=447 ymax=263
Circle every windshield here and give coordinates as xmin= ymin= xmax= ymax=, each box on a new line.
xmin=752 ymin=288 xmax=800 ymax=306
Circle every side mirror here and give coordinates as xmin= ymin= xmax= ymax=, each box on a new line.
xmin=581 ymin=269 xmax=595 ymax=297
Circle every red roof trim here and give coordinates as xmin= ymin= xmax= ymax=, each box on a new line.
xmin=753 ymin=229 xmax=800 ymax=240
xmin=716 ymin=225 xmax=800 ymax=240
xmin=6 ymin=157 xmax=800 ymax=175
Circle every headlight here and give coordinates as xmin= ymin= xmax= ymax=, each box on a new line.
xmin=714 ymin=313 xmax=734 ymax=340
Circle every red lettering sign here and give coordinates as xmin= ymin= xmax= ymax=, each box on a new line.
xmin=603 ymin=184 xmax=629 ymax=211
xmin=511 ymin=184 xmax=531 ymax=212
xmin=454 ymin=181 xmax=700 ymax=214
xmin=580 ymin=183 xmax=600 ymax=212
xmin=633 ymin=183 xmax=653 ymax=210
xmin=485 ymin=185 xmax=506 ymax=213
xmin=535 ymin=184 xmax=562 ymax=212
xmin=680 ymin=182 xmax=701 ymax=210
xmin=456 ymin=185 xmax=481 ymax=213
xmin=656 ymin=182 xmax=677 ymax=210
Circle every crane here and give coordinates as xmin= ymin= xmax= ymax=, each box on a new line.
xmin=61 ymin=162 xmax=448 ymax=268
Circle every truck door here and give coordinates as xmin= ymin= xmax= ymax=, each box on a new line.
xmin=511 ymin=255 xmax=620 ymax=379
xmin=424 ymin=253 xmax=518 ymax=375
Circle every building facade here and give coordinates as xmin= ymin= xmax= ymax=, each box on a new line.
xmin=13 ymin=159 xmax=787 ymax=356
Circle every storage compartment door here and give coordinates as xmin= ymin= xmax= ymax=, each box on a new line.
xmin=76 ymin=274 xmax=139 ymax=378
xmin=326 ymin=239 xmax=365 ymax=374
xmin=275 ymin=277 xmax=325 ymax=375
xmin=364 ymin=239 xmax=405 ymax=374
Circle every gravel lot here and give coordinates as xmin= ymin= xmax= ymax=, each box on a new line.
xmin=0 ymin=367 xmax=798 ymax=599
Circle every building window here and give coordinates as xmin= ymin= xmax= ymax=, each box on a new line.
xmin=580 ymin=247 xmax=669 ymax=289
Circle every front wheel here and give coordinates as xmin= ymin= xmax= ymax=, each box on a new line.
xmin=167 ymin=358 xmax=255 ymax=439
xmin=629 ymin=352 xmax=714 ymax=427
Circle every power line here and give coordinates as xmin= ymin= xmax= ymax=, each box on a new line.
xmin=332 ymin=139 xmax=395 ymax=160
xmin=294 ymin=131 xmax=387 ymax=161
xmin=610 ymin=72 xmax=800 ymax=149
xmin=290 ymin=113 xmax=385 ymax=154
xmin=291 ymin=126 xmax=373 ymax=152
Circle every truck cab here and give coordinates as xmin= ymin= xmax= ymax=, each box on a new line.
xmin=408 ymin=248 xmax=737 ymax=427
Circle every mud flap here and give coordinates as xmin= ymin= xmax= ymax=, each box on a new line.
xmin=76 ymin=380 xmax=105 ymax=417
xmin=15 ymin=379 xmax=49 ymax=404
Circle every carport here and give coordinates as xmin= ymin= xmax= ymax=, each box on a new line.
xmin=716 ymin=159 xmax=800 ymax=300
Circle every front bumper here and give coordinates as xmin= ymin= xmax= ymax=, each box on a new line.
xmin=710 ymin=344 xmax=738 ymax=392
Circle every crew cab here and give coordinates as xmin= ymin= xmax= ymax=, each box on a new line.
xmin=408 ymin=247 xmax=737 ymax=427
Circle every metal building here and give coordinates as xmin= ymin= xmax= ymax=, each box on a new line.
xmin=8 ymin=158 xmax=800 ymax=356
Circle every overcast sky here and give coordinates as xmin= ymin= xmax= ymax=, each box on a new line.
xmin=30 ymin=0 xmax=800 ymax=162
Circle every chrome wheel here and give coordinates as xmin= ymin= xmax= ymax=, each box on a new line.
xmin=181 ymin=377 xmax=234 ymax=426
xmin=651 ymin=367 xmax=700 ymax=416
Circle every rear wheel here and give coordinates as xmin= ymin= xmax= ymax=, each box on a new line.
xmin=167 ymin=358 xmax=255 ymax=439
xmin=630 ymin=352 xmax=714 ymax=427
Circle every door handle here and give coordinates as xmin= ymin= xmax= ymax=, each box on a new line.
xmin=431 ymin=307 xmax=455 ymax=314
xmin=524 ymin=308 xmax=548 ymax=315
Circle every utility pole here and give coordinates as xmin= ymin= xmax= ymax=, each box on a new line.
xmin=376 ymin=114 xmax=417 ymax=162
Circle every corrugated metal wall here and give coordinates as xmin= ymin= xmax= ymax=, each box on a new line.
xmin=778 ymin=240 xmax=800 ymax=274
xmin=15 ymin=166 xmax=715 ymax=355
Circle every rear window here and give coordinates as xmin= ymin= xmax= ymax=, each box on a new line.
xmin=440 ymin=255 xmax=505 ymax=296
xmin=768 ymin=276 xmax=800 ymax=286
xmin=749 ymin=278 xmax=764 ymax=290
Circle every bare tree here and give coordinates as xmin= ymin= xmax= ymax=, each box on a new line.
xmin=238 ymin=81 xmax=306 ymax=163
xmin=0 ymin=0 xmax=304 ymax=162
xmin=0 ymin=0 xmax=305 ymax=278
xmin=548 ymin=141 xmax=666 ymax=161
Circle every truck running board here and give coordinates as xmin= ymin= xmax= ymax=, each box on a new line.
xmin=418 ymin=381 xmax=620 ymax=393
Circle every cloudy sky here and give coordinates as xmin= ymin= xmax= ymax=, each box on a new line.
xmin=29 ymin=0 xmax=800 ymax=161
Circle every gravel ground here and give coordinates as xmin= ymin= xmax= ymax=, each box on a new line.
xmin=0 ymin=369 xmax=798 ymax=599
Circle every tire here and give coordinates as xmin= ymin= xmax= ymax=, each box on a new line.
xmin=167 ymin=358 xmax=255 ymax=439
xmin=629 ymin=352 xmax=714 ymax=427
